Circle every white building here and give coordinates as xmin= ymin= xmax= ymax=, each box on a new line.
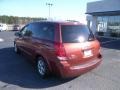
xmin=86 ymin=0 xmax=120 ymax=37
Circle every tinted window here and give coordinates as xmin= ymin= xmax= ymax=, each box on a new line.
xmin=61 ymin=25 xmax=95 ymax=43
xmin=30 ymin=23 xmax=55 ymax=41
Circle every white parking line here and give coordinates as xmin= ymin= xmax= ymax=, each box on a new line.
xmin=101 ymin=39 xmax=120 ymax=44
xmin=0 ymin=38 xmax=4 ymax=42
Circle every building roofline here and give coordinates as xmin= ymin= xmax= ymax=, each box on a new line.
xmin=86 ymin=10 xmax=120 ymax=16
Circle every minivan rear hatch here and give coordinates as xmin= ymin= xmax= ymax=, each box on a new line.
xmin=61 ymin=24 xmax=100 ymax=66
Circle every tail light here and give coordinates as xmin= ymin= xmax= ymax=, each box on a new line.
xmin=98 ymin=47 xmax=102 ymax=59
xmin=54 ymin=42 xmax=68 ymax=60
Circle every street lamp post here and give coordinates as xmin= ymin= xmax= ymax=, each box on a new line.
xmin=46 ymin=3 xmax=53 ymax=19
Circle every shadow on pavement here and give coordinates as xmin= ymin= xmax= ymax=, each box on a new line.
xmin=97 ymin=37 xmax=120 ymax=50
xmin=0 ymin=47 xmax=75 ymax=89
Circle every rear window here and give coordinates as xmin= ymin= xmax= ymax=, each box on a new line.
xmin=61 ymin=25 xmax=95 ymax=43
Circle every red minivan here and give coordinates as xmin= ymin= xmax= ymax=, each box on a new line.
xmin=14 ymin=21 xmax=102 ymax=78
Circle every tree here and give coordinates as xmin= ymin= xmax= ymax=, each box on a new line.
xmin=0 ymin=15 xmax=47 ymax=24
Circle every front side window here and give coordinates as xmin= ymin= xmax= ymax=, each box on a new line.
xmin=20 ymin=26 xmax=28 ymax=36
xmin=20 ymin=25 xmax=33 ymax=37
xmin=61 ymin=25 xmax=95 ymax=43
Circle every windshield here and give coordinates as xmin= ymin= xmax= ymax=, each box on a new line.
xmin=61 ymin=25 xmax=95 ymax=43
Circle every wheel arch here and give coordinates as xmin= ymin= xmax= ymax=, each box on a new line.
xmin=35 ymin=53 xmax=52 ymax=73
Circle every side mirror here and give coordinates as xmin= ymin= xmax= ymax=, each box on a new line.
xmin=15 ymin=32 xmax=22 ymax=37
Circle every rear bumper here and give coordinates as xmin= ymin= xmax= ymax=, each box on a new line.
xmin=57 ymin=58 xmax=102 ymax=78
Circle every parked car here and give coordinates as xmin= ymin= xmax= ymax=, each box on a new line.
xmin=14 ymin=21 xmax=102 ymax=78
xmin=13 ymin=25 xmax=20 ymax=31
xmin=0 ymin=23 xmax=7 ymax=31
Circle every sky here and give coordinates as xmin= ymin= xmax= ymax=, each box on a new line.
xmin=0 ymin=0 xmax=100 ymax=23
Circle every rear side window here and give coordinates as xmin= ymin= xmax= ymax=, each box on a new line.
xmin=30 ymin=23 xmax=55 ymax=41
xmin=61 ymin=25 xmax=95 ymax=43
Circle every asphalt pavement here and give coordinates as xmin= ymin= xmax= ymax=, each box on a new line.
xmin=0 ymin=31 xmax=120 ymax=90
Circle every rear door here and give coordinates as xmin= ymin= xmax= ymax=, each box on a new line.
xmin=61 ymin=25 xmax=100 ymax=66
xmin=30 ymin=23 xmax=56 ymax=61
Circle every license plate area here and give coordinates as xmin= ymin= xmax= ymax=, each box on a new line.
xmin=83 ymin=50 xmax=93 ymax=58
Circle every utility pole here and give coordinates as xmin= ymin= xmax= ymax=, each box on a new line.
xmin=46 ymin=3 xmax=53 ymax=19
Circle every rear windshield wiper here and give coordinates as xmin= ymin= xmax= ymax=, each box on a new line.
xmin=88 ymin=33 xmax=95 ymax=41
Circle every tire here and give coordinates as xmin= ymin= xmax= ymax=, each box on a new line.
xmin=14 ymin=43 xmax=20 ymax=54
xmin=36 ymin=57 xmax=49 ymax=78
